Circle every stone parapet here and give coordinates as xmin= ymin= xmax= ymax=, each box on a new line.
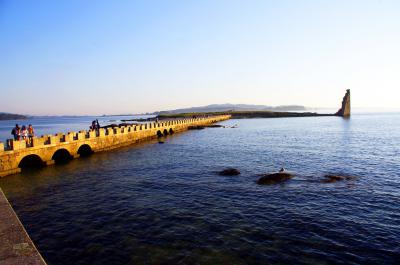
xmin=32 ymin=137 xmax=45 ymax=147
xmin=10 ymin=140 xmax=26 ymax=151
xmin=66 ymin=132 xmax=75 ymax=142
xmin=77 ymin=131 xmax=86 ymax=140
xmin=99 ymin=128 xmax=106 ymax=137
xmin=48 ymin=135 xmax=59 ymax=145
xmin=89 ymin=131 xmax=96 ymax=138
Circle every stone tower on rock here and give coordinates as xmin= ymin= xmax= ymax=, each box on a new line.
xmin=335 ymin=89 xmax=351 ymax=117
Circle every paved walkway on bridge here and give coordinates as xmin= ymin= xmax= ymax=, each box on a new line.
xmin=0 ymin=188 xmax=46 ymax=265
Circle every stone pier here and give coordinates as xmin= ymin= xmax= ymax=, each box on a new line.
xmin=0 ymin=188 xmax=46 ymax=264
xmin=0 ymin=115 xmax=231 ymax=178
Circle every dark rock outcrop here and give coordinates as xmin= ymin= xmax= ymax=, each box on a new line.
xmin=257 ymin=172 xmax=293 ymax=185
xmin=121 ymin=117 xmax=156 ymax=122
xmin=188 ymin=125 xmax=224 ymax=130
xmin=205 ymin=124 xmax=224 ymax=128
xmin=218 ymin=168 xmax=241 ymax=176
xmin=102 ymin=122 xmax=139 ymax=129
xmin=335 ymin=89 xmax=351 ymax=117
xmin=188 ymin=126 xmax=206 ymax=130
xmin=101 ymin=124 xmax=118 ymax=129
xmin=321 ymin=175 xmax=357 ymax=183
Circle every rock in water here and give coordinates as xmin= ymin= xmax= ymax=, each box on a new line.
xmin=218 ymin=168 xmax=241 ymax=176
xmin=257 ymin=172 xmax=293 ymax=185
xmin=158 ymin=141 xmax=165 ymax=144
xmin=188 ymin=126 xmax=205 ymax=130
xmin=322 ymin=175 xmax=357 ymax=183
xmin=188 ymin=125 xmax=223 ymax=130
xmin=206 ymin=124 xmax=224 ymax=128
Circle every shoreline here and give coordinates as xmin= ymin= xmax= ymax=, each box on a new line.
xmin=158 ymin=111 xmax=335 ymax=119
xmin=0 ymin=188 xmax=46 ymax=264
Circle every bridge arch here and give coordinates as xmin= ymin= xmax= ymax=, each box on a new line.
xmin=52 ymin=148 xmax=73 ymax=164
xmin=163 ymin=129 xmax=169 ymax=136
xmin=18 ymin=154 xmax=45 ymax=169
xmin=78 ymin=144 xmax=93 ymax=157
xmin=157 ymin=130 xmax=163 ymax=137
xmin=169 ymin=128 xmax=174 ymax=134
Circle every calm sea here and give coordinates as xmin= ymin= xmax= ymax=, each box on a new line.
xmin=0 ymin=113 xmax=399 ymax=264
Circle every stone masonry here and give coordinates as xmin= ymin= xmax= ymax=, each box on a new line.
xmin=0 ymin=115 xmax=231 ymax=178
xmin=0 ymin=188 xmax=46 ymax=264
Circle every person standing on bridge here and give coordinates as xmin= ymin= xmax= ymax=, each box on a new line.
xmin=11 ymin=124 xmax=20 ymax=140
xmin=27 ymin=124 xmax=35 ymax=138
xmin=90 ymin=120 xmax=96 ymax=131
xmin=20 ymin=125 xmax=28 ymax=141
xmin=28 ymin=124 xmax=35 ymax=146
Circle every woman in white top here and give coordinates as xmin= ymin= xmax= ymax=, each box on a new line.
xmin=20 ymin=125 xmax=28 ymax=141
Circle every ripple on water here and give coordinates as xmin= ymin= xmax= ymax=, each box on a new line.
xmin=1 ymin=114 xmax=400 ymax=264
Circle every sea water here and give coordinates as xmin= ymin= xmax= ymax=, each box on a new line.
xmin=0 ymin=113 xmax=399 ymax=264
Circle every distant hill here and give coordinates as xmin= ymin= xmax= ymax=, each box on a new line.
xmin=0 ymin=112 xmax=28 ymax=120
xmin=156 ymin=104 xmax=306 ymax=115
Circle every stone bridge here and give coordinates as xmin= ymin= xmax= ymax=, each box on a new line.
xmin=0 ymin=115 xmax=231 ymax=177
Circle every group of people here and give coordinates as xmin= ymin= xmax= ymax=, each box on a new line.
xmin=11 ymin=124 xmax=35 ymax=142
xmin=90 ymin=119 xmax=101 ymax=131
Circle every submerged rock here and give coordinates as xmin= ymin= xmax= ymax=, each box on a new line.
xmin=102 ymin=122 xmax=139 ymax=129
xmin=188 ymin=125 xmax=224 ymax=130
xmin=322 ymin=175 xmax=357 ymax=183
xmin=119 ymin=122 xmax=139 ymax=127
xmin=218 ymin=168 xmax=241 ymax=176
xmin=206 ymin=124 xmax=224 ymax=128
xmin=188 ymin=126 xmax=206 ymax=130
xmin=102 ymin=123 xmax=118 ymax=129
xmin=257 ymin=172 xmax=293 ymax=185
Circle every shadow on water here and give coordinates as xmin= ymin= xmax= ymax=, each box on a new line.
xmin=19 ymin=154 xmax=46 ymax=169
xmin=52 ymin=149 xmax=73 ymax=164
xmin=78 ymin=144 xmax=94 ymax=157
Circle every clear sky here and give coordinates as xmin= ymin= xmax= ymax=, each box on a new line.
xmin=1 ymin=0 xmax=399 ymax=115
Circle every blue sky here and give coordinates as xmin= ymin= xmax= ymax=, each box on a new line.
xmin=1 ymin=0 xmax=399 ymax=115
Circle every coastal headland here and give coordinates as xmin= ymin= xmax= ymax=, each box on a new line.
xmin=138 ymin=90 xmax=351 ymax=120
xmin=0 ymin=113 xmax=27 ymax=121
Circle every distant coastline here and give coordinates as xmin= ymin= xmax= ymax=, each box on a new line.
xmin=0 ymin=113 xmax=28 ymax=121
xmin=158 ymin=111 xmax=334 ymax=119
xmin=154 ymin=103 xmax=307 ymax=115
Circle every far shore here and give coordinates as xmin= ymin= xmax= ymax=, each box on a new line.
xmin=157 ymin=111 xmax=335 ymax=119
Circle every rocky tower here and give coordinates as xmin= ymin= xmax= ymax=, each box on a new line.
xmin=335 ymin=89 xmax=351 ymax=117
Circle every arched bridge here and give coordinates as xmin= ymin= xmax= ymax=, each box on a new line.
xmin=0 ymin=115 xmax=230 ymax=177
